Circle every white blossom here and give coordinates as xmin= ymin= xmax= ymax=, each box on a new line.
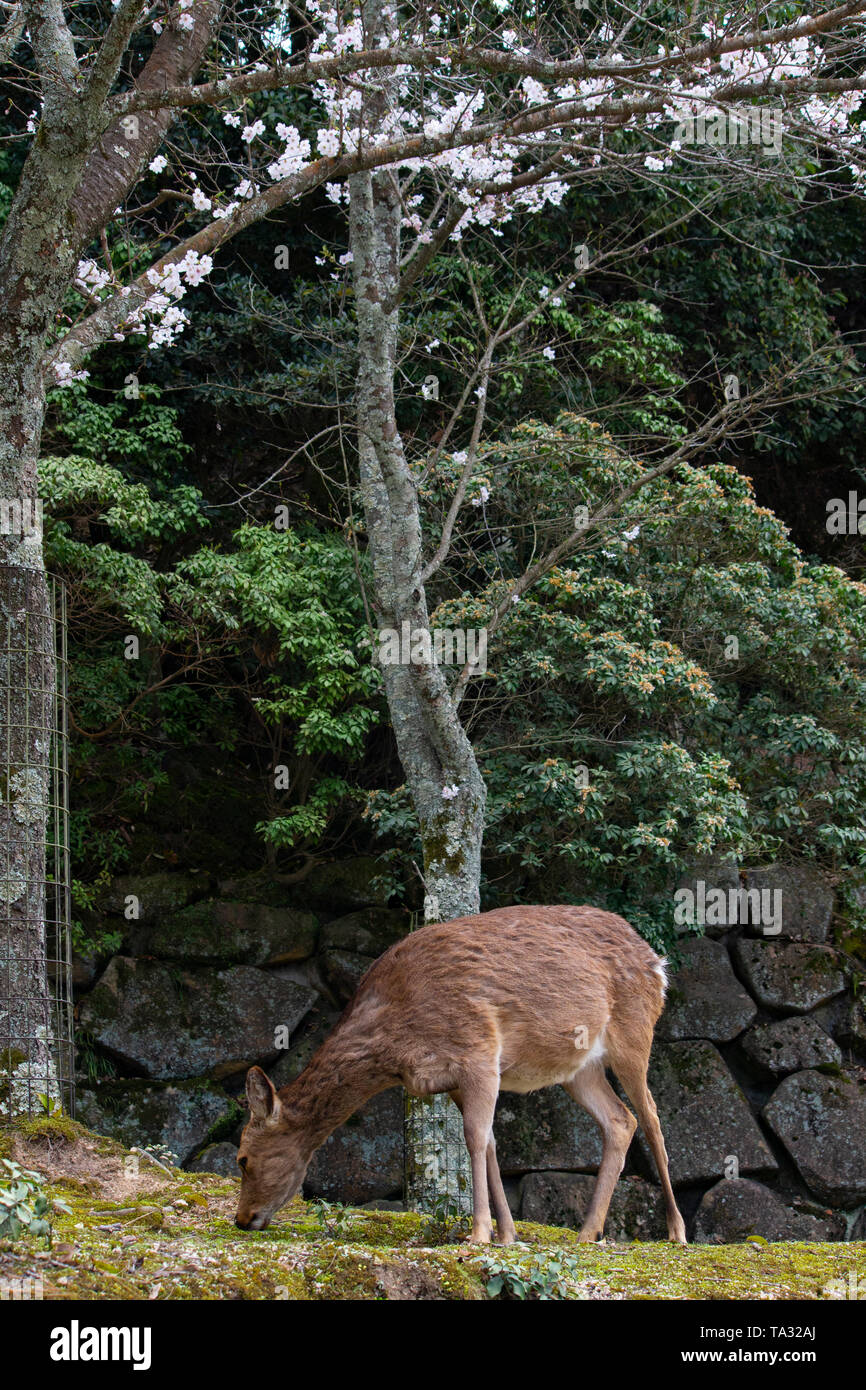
xmin=53 ymin=361 xmax=90 ymax=388
xmin=317 ymin=128 xmax=341 ymax=157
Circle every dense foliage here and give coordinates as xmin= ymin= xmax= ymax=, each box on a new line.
xmin=6 ymin=134 xmax=862 ymax=956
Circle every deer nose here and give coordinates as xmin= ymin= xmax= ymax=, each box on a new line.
xmin=236 ymin=1212 xmax=257 ymax=1230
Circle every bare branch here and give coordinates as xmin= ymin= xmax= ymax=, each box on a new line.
xmin=83 ymin=0 xmax=147 ymax=108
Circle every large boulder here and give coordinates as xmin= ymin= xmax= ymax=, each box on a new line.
xmin=520 ymin=1172 xmax=667 ymax=1240
xmin=832 ymin=996 xmax=866 ymax=1052
xmin=321 ymin=949 xmax=374 ymax=1005
xmin=740 ymin=1016 xmax=841 ymax=1077
xmin=742 ymin=865 xmax=834 ymax=942
xmin=75 ymin=1078 xmax=240 ymax=1166
xmin=657 ymin=937 xmax=756 ymax=1042
xmin=640 ymin=1041 xmax=777 ymax=1186
xmin=811 ymin=994 xmax=866 ymax=1052
xmin=187 ymin=1142 xmax=240 ymax=1176
xmin=215 ymin=874 xmax=296 ymax=907
xmin=80 ymin=957 xmax=317 ymax=1079
xmin=271 ymin=1004 xmax=342 ymax=1088
xmin=494 ymin=1088 xmax=603 ymax=1175
xmin=693 ymin=1178 xmax=839 ymax=1243
xmin=319 ymin=908 xmax=408 ymax=957
xmin=763 ymin=1070 xmax=866 ymax=1207
xmin=104 ymin=871 xmax=207 ymax=919
xmin=675 ymin=857 xmax=741 ymax=938
xmin=732 ymin=940 xmax=846 ymax=1014
xmin=147 ymin=900 xmax=318 ymax=966
xmin=301 ymin=857 xmax=390 ymax=916
xmin=303 ymin=1090 xmax=403 ymax=1203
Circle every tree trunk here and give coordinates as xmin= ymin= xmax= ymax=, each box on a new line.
xmin=0 ymin=1 xmax=220 ymax=1115
xmin=0 ymin=101 xmax=101 ymax=1113
xmin=0 ymin=289 xmax=61 ymax=1111
xmin=349 ymin=162 xmax=486 ymax=1213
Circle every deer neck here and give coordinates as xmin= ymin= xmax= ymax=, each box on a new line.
xmin=278 ymin=1019 xmax=389 ymax=1150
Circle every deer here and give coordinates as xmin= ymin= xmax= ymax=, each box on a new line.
xmin=234 ymin=904 xmax=687 ymax=1245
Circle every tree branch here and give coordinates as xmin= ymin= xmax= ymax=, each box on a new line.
xmin=107 ymin=2 xmax=866 ymax=118
xmin=0 ymin=2 xmax=24 ymax=65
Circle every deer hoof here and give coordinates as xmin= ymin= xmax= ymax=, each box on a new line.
xmin=469 ymin=1225 xmax=493 ymax=1245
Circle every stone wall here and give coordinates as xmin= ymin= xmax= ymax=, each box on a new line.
xmin=71 ymin=860 xmax=866 ymax=1241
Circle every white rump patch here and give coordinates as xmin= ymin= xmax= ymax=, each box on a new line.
xmin=653 ymin=958 xmax=669 ymax=995
xmin=578 ymin=1027 xmax=607 ymax=1070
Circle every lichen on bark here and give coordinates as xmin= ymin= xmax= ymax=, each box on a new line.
xmin=346 ymin=0 xmax=488 ymax=1214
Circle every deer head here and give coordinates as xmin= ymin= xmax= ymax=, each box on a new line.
xmin=234 ymin=1067 xmax=313 ymax=1230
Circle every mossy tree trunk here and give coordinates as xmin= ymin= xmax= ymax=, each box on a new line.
xmin=0 ymin=14 xmax=92 ymax=1106
xmin=0 ymin=0 xmax=218 ymax=1109
xmin=348 ymin=47 xmax=485 ymax=1209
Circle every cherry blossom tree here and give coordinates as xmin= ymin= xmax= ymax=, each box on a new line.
xmin=1 ymin=0 xmax=865 ymax=1200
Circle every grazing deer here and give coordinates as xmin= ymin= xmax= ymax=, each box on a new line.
xmin=235 ymin=905 xmax=686 ymax=1244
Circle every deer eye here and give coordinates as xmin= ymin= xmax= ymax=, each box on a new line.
xmin=238 ymin=1155 xmax=248 ymax=1171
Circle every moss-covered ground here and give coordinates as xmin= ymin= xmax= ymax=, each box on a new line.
xmin=0 ymin=1116 xmax=863 ymax=1301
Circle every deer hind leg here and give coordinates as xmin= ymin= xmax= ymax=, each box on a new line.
xmin=486 ymin=1131 xmax=517 ymax=1245
xmin=563 ymin=1061 xmax=637 ymax=1243
xmin=449 ymin=1075 xmax=500 ymax=1244
xmin=610 ymin=1050 xmax=687 ymax=1245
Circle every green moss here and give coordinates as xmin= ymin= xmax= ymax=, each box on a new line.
xmin=7 ymin=1112 xmax=91 ymax=1146
xmin=1 ymin=1114 xmax=864 ymax=1301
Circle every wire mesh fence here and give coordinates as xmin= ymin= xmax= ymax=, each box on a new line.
xmin=0 ymin=566 xmax=74 ymax=1122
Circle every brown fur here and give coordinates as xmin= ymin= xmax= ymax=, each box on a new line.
xmin=235 ymin=905 xmax=686 ymax=1244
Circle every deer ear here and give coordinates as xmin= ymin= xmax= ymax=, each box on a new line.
xmin=246 ymin=1066 xmax=281 ymax=1122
